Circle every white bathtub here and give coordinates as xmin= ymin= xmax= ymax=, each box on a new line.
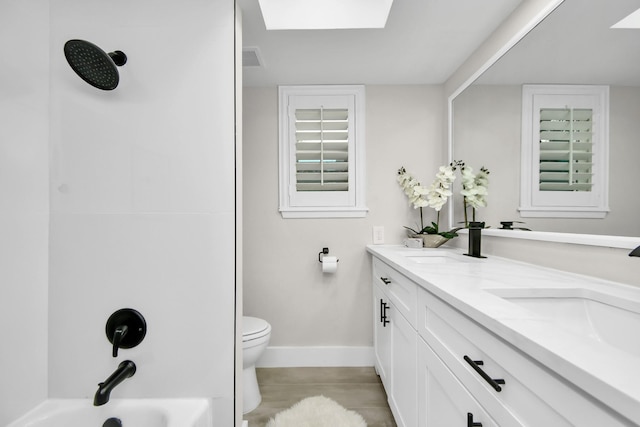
xmin=7 ymin=399 xmax=212 ymax=427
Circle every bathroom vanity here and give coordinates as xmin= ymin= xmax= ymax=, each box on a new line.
xmin=368 ymin=245 xmax=640 ymax=427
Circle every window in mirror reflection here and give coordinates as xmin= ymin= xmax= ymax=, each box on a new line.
xmin=520 ymin=85 xmax=609 ymax=218
xmin=539 ymin=107 xmax=593 ymax=192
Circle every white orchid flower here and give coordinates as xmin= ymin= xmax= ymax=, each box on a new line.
xmin=436 ymin=166 xmax=456 ymax=183
xmin=458 ymin=164 xmax=490 ymax=212
xmin=413 ymin=185 xmax=428 ymax=195
xmin=397 ymin=167 xmax=429 ymax=210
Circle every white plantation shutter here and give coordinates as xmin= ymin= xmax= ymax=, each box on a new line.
xmin=279 ymin=86 xmax=367 ymax=218
xmin=538 ymin=108 xmax=593 ymax=191
xmin=520 ymin=85 xmax=609 ymax=218
xmin=295 ymin=107 xmax=349 ymax=191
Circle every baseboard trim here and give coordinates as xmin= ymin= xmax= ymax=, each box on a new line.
xmin=256 ymin=346 xmax=374 ymax=368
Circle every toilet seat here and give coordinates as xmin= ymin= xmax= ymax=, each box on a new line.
xmin=243 ymin=316 xmax=271 ymax=342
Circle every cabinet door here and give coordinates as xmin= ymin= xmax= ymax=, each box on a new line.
xmin=418 ymin=337 xmax=500 ymax=427
xmin=389 ymin=304 xmax=418 ymax=427
xmin=373 ymin=283 xmax=391 ymax=388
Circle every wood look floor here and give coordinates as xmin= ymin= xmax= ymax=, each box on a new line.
xmin=243 ymin=367 xmax=397 ymax=427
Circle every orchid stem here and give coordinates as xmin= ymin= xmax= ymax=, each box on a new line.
xmin=463 ymin=198 xmax=469 ymax=227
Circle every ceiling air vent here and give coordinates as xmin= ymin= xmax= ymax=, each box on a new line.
xmin=242 ymin=47 xmax=263 ymax=67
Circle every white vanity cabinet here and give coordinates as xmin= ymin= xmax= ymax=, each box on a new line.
xmin=371 ymin=251 xmax=636 ymax=427
xmin=418 ymin=287 xmax=633 ymax=427
xmin=372 ymin=258 xmax=417 ymax=427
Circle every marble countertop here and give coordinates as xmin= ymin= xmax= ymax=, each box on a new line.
xmin=367 ymin=245 xmax=640 ymax=423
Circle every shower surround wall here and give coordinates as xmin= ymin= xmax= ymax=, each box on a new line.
xmin=1 ymin=0 xmax=238 ymax=425
xmin=0 ymin=1 xmax=50 ymax=424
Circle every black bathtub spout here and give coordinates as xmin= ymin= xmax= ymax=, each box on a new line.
xmin=94 ymin=360 xmax=136 ymax=406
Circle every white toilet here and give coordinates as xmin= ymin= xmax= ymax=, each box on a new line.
xmin=242 ymin=316 xmax=271 ymax=414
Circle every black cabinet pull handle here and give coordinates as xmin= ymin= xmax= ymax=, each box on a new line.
xmin=467 ymin=412 xmax=482 ymax=427
xmin=380 ymin=277 xmax=391 ymax=285
xmin=464 ymin=356 xmax=505 ymax=392
xmin=379 ymin=299 xmax=390 ymax=326
xmin=382 ymin=302 xmax=390 ymax=327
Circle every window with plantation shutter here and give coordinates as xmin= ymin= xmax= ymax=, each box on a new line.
xmin=295 ymin=107 xmax=349 ymax=192
xmin=279 ymin=85 xmax=367 ymax=218
xmin=520 ymin=85 xmax=609 ymax=218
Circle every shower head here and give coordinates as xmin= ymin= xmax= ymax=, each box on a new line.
xmin=64 ymin=39 xmax=127 ymax=91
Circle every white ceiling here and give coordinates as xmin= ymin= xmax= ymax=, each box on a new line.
xmin=239 ymin=0 xmax=523 ymax=87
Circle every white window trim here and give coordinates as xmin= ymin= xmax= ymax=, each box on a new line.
xmin=278 ymin=85 xmax=368 ymax=218
xmin=519 ymin=84 xmax=610 ymax=218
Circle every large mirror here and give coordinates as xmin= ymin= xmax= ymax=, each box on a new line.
xmin=452 ymin=0 xmax=640 ymax=238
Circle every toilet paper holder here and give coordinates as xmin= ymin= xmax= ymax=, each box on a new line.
xmin=318 ymin=247 xmax=339 ymax=263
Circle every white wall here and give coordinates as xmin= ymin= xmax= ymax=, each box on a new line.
xmin=47 ymin=0 xmax=236 ymax=401
xmin=0 ymin=1 xmax=50 ymax=424
xmin=0 ymin=0 xmax=239 ymax=425
xmin=243 ymin=85 xmax=444 ymax=362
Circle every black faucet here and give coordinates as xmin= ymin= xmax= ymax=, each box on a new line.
xmin=630 ymin=246 xmax=640 ymax=257
xmin=94 ymin=360 xmax=136 ymax=406
xmin=465 ymin=221 xmax=486 ymax=258
xmin=500 ymin=221 xmax=531 ymax=231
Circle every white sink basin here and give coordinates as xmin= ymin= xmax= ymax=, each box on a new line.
xmin=486 ymin=287 xmax=640 ymax=357
xmin=406 ymin=255 xmax=459 ymax=264
xmin=403 ymin=251 xmax=470 ymax=264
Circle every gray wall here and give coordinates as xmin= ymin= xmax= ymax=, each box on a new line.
xmin=243 ymin=85 xmax=444 ymax=353
xmin=453 ymin=84 xmax=640 ymax=237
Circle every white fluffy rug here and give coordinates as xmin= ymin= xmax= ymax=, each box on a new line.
xmin=266 ymin=396 xmax=367 ymax=427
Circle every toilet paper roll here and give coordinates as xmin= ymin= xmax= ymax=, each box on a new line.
xmin=321 ymin=256 xmax=338 ymax=274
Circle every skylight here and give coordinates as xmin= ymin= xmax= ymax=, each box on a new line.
xmin=611 ymin=7 xmax=640 ymax=28
xmin=257 ymin=0 xmax=394 ymax=30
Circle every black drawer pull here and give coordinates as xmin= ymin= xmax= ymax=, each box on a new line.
xmin=380 ymin=277 xmax=391 ymax=285
xmin=464 ymin=356 xmax=505 ymax=392
xmin=467 ymin=412 xmax=482 ymax=427
xmin=382 ymin=301 xmax=390 ymax=327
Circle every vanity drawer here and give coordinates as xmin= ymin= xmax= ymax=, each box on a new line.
xmin=373 ymin=257 xmax=418 ymax=327
xmin=418 ymin=288 xmax=633 ymax=427
xmin=418 ymin=335 xmax=501 ymax=427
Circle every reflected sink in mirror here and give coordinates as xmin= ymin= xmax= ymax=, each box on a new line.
xmin=486 ymin=287 xmax=640 ymax=357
